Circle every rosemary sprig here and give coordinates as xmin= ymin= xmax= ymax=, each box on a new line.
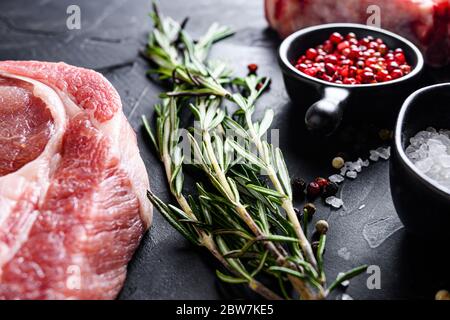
xmin=143 ymin=3 xmax=367 ymax=300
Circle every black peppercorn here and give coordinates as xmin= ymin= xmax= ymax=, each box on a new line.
xmin=322 ymin=181 xmax=339 ymax=198
xmin=292 ymin=178 xmax=306 ymax=198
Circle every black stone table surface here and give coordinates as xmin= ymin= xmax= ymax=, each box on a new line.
xmin=1 ymin=0 xmax=449 ymax=300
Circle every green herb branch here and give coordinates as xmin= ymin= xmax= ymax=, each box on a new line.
xmin=143 ymin=3 xmax=367 ymax=300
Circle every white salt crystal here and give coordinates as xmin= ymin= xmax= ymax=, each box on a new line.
xmin=325 ymin=196 xmax=343 ymax=208
xmin=329 ymin=174 xmax=345 ymax=184
xmin=358 ymin=204 xmax=366 ymax=210
xmin=346 ymin=171 xmax=357 ymax=179
xmin=406 ymin=127 xmax=450 ymax=191
xmin=376 ymin=146 xmax=391 ymax=160
xmin=337 ymin=247 xmax=351 ymax=260
xmin=415 ymin=158 xmax=433 ymax=173
xmin=369 ymin=150 xmax=380 ymax=161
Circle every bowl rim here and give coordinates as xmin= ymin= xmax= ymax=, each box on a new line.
xmin=278 ymin=23 xmax=424 ymax=88
xmin=395 ymin=83 xmax=450 ymax=197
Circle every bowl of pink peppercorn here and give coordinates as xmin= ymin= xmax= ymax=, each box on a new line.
xmin=279 ymin=23 xmax=424 ymax=136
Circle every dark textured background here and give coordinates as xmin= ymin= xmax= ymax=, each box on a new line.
xmin=0 ymin=0 xmax=449 ymax=300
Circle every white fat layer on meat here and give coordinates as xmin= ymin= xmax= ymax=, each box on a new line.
xmin=0 ymin=71 xmax=66 ymax=271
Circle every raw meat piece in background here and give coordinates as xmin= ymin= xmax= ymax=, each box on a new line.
xmin=0 ymin=61 xmax=152 ymax=299
xmin=265 ymin=0 xmax=450 ymax=66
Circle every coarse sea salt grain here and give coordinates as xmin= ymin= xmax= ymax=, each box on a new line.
xmin=406 ymin=127 xmax=450 ymax=190
xmin=369 ymin=146 xmax=391 ymax=161
xmin=325 ymin=196 xmax=344 ymax=208
xmin=329 ymin=174 xmax=345 ymax=184
xmin=346 ymin=171 xmax=357 ymax=179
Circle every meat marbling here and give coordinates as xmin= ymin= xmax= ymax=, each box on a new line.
xmin=265 ymin=0 xmax=450 ymax=66
xmin=0 ymin=61 xmax=152 ymax=299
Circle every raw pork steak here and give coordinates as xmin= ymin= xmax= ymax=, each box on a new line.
xmin=0 ymin=61 xmax=152 ymax=299
xmin=265 ymin=0 xmax=450 ymax=66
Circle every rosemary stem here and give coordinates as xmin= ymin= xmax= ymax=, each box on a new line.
xmin=162 ymin=131 xmax=283 ymax=300
xmin=248 ymin=280 xmax=283 ymax=300
xmin=244 ymin=113 xmax=318 ymax=270
xmin=202 ymin=128 xmax=316 ymax=299
xmin=282 ymin=200 xmax=318 ymax=270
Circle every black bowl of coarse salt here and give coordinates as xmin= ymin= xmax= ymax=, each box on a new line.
xmin=390 ymin=83 xmax=450 ymax=237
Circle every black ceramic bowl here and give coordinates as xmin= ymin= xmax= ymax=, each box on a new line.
xmin=390 ymin=83 xmax=450 ymax=237
xmin=279 ymin=23 xmax=424 ymax=136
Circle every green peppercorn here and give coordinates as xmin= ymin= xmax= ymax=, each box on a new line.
xmin=315 ymin=220 xmax=329 ymax=235
xmin=332 ymin=156 xmax=345 ymax=169
xmin=435 ymin=290 xmax=450 ymax=300
xmin=303 ymin=203 xmax=316 ymax=218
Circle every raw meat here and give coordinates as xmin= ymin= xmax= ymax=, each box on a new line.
xmin=0 ymin=61 xmax=152 ymax=300
xmin=265 ymin=0 xmax=450 ymax=66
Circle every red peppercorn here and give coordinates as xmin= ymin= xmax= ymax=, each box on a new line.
xmin=307 ymin=181 xmax=322 ymax=199
xmin=342 ymin=48 xmax=351 ymax=57
xmin=377 ymin=44 xmax=388 ymax=55
xmin=348 ymin=38 xmax=358 ymax=45
xmin=400 ymin=64 xmax=411 ymax=74
xmin=295 ymin=32 xmax=411 ymax=84
xmin=315 ymin=177 xmax=329 ymax=189
xmin=306 ymin=48 xmax=318 ymax=60
xmin=323 ymin=40 xmax=334 ymax=53
xmin=247 ymin=63 xmax=258 ymax=74
xmin=376 ymin=69 xmax=389 ymax=82
xmin=362 ymin=71 xmax=375 ymax=83
xmin=391 ymin=69 xmax=404 ymax=79
xmin=343 ymin=77 xmax=357 ymax=85
xmin=369 ymin=41 xmax=379 ymax=50
xmin=325 ymin=54 xmax=338 ymax=64
xmin=325 ymin=63 xmax=336 ymax=75
xmin=296 ymin=63 xmax=308 ymax=71
xmin=315 ymin=55 xmax=325 ymax=63
xmin=359 ymin=37 xmax=370 ymax=46
xmin=346 ymin=32 xmax=356 ymax=40
xmin=340 ymin=59 xmax=352 ymax=67
xmin=394 ymin=52 xmax=406 ymax=64
xmin=385 ymin=53 xmax=395 ymax=61
xmin=348 ymin=48 xmax=360 ymax=59
xmin=329 ymin=32 xmax=344 ymax=44
xmin=387 ymin=61 xmax=399 ymax=72
xmin=337 ymin=41 xmax=350 ymax=52
xmin=304 ymin=67 xmax=318 ymax=77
